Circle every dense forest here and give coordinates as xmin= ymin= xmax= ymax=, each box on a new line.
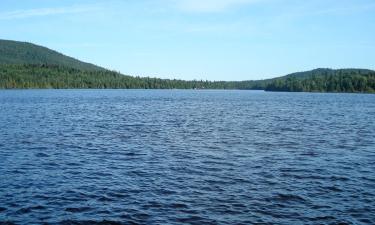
xmin=0 ymin=39 xmax=104 ymax=71
xmin=265 ymin=69 xmax=375 ymax=93
xmin=0 ymin=64 xmax=266 ymax=89
xmin=0 ymin=39 xmax=374 ymax=92
xmin=1 ymin=64 xmax=374 ymax=92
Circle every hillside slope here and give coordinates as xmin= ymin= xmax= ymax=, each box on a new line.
xmin=265 ymin=68 xmax=375 ymax=92
xmin=284 ymin=68 xmax=374 ymax=79
xmin=0 ymin=39 xmax=374 ymax=92
xmin=0 ymin=64 xmax=264 ymax=89
xmin=0 ymin=39 xmax=104 ymax=71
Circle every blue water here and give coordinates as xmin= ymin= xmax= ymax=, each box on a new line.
xmin=0 ymin=90 xmax=374 ymax=225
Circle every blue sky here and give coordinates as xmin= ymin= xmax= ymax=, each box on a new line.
xmin=0 ymin=0 xmax=374 ymax=80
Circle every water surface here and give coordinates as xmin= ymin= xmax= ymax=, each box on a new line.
xmin=0 ymin=90 xmax=374 ymax=224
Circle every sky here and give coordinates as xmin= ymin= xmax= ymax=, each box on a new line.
xmin=0 ymin=0 xmax=374 ymax=81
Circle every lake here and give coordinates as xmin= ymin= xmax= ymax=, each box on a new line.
xmin=0 ymin=90 xmax=374 ymax=224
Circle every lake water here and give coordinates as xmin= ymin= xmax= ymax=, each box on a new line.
xmin=0 ymin=90 xmax=374 ymax=225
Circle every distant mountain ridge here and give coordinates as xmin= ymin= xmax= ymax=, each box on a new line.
xmin=0 ymin=39 xmax=374 ymax=92
xmin=0 ymin=39 xmax=105 ymax=71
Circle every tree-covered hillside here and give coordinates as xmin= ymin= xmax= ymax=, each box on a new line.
xmin=0 ymin=40 xmax=374 ymax=93
xmin=0 ymin=64 xmax=264 ymax=89
xmin=0 ymin=39 xmax=104 ymax=71
xmin=265 ymin=69 xmax=375 ymax=93
xmin=1 ymin=64 xmax=374 ymax=92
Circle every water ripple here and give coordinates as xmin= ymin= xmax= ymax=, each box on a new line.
xmin=0 ymin=90 xmax=374 ymax=224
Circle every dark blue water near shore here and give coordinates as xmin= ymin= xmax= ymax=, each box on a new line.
xmin=0 ymin=90 xmax=374 ymax=225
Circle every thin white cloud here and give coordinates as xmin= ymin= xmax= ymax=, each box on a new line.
xmin=173 ymin=0 xmax=262 ymax=12
xmin=0 ymin=5 xmax=99 ymax=20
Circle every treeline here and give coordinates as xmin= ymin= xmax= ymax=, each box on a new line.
xmin=0 ymin=64 xmax=265 ymax=89
xmin=1 ymin=64 xmax=374 ymax=93
xmin=265 ymin=69 xmax=375 ymax=93
xmin=1 ymin=40 xmax=374 ymax=93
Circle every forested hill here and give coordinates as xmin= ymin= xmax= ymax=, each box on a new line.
xmin=265 ymin=68 xmax=375 ymax=93
xmin=0 ymin=64 xmax=266 ymax=89
xmin=282 ymin=68 xmax=374 ymax=79
xmin=0 ymin=40 xmax=374 ymax=92
xmin=0 ymin=39 xmax=104 ymax=71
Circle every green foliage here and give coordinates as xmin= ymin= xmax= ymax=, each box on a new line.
xmin=0 ymin=64 xmax=264 ymax=89
xmin=1 ymin=40 xmax=374 ymax=92
xmin=0 ymin=39 xmax=104 ymax=71
xmin=1 ymin=65 xmax=374 ymax=92
xmin=0 ymin=39 xmax=267 ymax=89
xmin=265 ymin=69 xmax=375 ymax=93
